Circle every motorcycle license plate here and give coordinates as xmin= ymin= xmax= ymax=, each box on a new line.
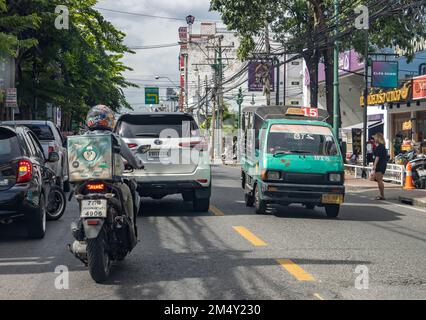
xmin=80 ymin=200 xmax=107 ymax=218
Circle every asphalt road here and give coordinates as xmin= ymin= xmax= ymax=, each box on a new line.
xmin=0 ymin=165 xmax=425 ymax=300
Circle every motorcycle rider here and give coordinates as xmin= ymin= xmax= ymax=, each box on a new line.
xmin=84 ymin=105 xmax=143 ymax=236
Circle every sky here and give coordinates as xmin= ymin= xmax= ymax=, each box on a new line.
xmin=96 ymin=0 xmax=222 ymax=111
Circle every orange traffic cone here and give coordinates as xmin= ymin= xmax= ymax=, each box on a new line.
xmin=404 ymin=162 xmax=416 ymax=190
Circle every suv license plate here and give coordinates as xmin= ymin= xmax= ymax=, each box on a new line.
xmin=80 ymin=200 xmax=107 ymax=218
xmin=322 ymin=194 xmax=344 ymax=205
xmin=148 ymin=150 xmax=170 ymax=159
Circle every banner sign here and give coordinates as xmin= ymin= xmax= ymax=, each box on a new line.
xmin=5 ymin=88 xmax=17 ymax=108
xmin=360 ymin=81 xmax=411 ymax=107
xmin=248 ymin=62 xmax=275 ymax=92
xmin=372 ymin=61 xmax=399 ymax=89
xmin=412 ymin=75 xmax=426 ymax=100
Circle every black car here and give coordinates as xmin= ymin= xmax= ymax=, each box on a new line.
xmin=0 ymin=125 xmax=60 ymax=239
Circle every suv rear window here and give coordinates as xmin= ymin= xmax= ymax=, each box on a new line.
xmin=0 ymin=128 xmax=22 ymax=163
xmin=117 ymin=114 xmax=199 ymax=138
xmin=23 ymin=124 xmax=54 ymax=141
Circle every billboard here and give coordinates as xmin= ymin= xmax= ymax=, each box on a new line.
xmin=248 ymin=62 xmax=275 ymax=92
xmin=412 ymin=75 xmax=426 ymax=100
xmin=372 ymin=61 xmax=399 ymax=89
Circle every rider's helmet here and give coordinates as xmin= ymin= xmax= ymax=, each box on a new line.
xmin=86 ymin=105 xmax=116 ymax=131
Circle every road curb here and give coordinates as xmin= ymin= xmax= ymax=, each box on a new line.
xmin=398 ymin=196 xmax=426 ymax=208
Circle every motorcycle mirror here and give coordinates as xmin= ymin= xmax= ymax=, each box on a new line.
xmin=138 ymin=145 xmax=151 ymax=154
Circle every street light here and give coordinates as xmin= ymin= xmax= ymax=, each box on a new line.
xmin=154 ymin=76 xmax=180 ymax=88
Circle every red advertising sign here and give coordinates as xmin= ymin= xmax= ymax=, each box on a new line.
xmin=413 ymin=75 xmax=426 ymax=100
xmin=302 ymin=107 xmax=319 ymax=118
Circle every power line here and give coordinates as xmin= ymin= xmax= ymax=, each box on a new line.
xmin=95 ymin=7 xmax=222 ymax=22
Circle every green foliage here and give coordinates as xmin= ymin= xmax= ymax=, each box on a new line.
xmin=0 ymin=0 xmax=136 ymax=125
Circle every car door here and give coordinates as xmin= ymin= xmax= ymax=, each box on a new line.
xmin=26 ymin=130 xmax=51 ymax=198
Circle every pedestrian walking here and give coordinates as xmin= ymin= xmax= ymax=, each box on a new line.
xmin=372 ymin=133 xmax=388 ymax=200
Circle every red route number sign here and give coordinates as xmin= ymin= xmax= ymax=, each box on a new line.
xmin=301 ymin=107 xmax=318 ymax=118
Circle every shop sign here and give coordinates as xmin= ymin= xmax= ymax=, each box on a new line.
xmin=412 ymin=75 xmax=426 ymax=100
xmin=360 ymin=81 xmax=411 ymax=107
xmin=371 ymin=61 xmax=399 ymax=89
xmin=402 ymin=120 xmax=412 ymax=131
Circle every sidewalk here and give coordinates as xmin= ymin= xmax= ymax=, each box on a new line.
xmin=345 ymin=174 xmax=426 ymax=208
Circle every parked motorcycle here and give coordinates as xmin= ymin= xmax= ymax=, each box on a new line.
xmin=409 ymin=155 xmax=426 ymax=189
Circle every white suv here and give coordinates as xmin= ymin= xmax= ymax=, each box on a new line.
xmin=115 ymin=113 xmax=211 ymax=212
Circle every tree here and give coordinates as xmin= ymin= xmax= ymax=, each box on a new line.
xmin=0 ymin=0 xmax=137 ymax=127
xmin=211 ymin=0 xmax=426 ymax=121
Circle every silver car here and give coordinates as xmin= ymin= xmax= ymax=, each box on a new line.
xmin=115 ymin=113 xmax=211 ymax=212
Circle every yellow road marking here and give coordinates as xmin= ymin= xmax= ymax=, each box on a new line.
xmin=209 ymin=205 xmax=225 ymax=216
xmin=276 ymin=259 xmax=315 ymax=281
xmin=233 ymin=226 xmax=267 ymax=247
xmin=314 ymin=293 xmax=325 ymax=300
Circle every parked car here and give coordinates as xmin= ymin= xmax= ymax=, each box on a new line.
xmin=0 ymin=125 xmax=62 ymax=238
xmin=1 ymin=120 xmax=69 ymax=191
xmin=115 ymin=113 xmax=212 ymax=212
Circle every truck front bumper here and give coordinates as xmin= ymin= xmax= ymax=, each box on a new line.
xmin=259 ymin=182 xmax=345 ymax=206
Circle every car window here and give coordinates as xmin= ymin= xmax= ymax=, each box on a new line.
xmin=0 ymin=128 xmax=22 ymax=163
xmin=28 ymin=131 xmax=45 ymax=159
xmin=117 ymin=115 xmax=199 ymax=139
xmin=23 ymin=124 xmax=55 ymax=141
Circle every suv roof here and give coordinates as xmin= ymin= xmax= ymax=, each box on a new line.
xmin=1 ymin=120 xmax=53 ymax=126
xmin=118 ymin=112 xmax=194 ymax=120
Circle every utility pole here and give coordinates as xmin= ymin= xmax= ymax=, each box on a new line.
xmin=236 ymin=87 xmax=244 ymax=160
xmin=283 ymin=54 xmax=287 ymax=106
xmin=333 ymin=0 xmax=341 ymax=140
xmin=363 ymin=30 xmax=369 ymax=169
xmin=205 ymin=75 xmax=209 ymax=123
xmin=275 ymin=57 xmax=280 ymax=105
xmin=264 ymin=21 xmax=271 ymax=106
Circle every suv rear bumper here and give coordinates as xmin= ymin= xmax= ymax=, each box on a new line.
xmin=137 ymin=180 xmax=211 ymax=198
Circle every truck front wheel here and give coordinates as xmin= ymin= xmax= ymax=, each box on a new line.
xmin=254 ymin=185 xmax=267 ymax=215
xmin=325 ymin=205 xmax=340 ymax=218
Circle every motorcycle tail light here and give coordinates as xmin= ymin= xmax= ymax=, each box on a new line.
xmin=86 ymin=183 xmax=105 ymax=191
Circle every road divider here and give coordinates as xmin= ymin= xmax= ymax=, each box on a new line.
xmin=276 ymin=259 xmax=315 ymax=281
xmin=233 ymin=226 xmax=267 ymax=247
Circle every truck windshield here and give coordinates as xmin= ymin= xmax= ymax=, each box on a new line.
xmin=267 ymin=124 xmax=338 ymax=156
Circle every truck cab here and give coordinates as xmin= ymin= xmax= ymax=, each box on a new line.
xmin=241 ymin=106 xmax=345 ymax=217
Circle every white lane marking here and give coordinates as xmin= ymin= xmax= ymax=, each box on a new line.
xmin=343 ymin=201 xmax=426 ymax=213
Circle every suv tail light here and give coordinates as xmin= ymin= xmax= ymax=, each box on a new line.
xmin=17 ymin=160 xmax=32 ymax=183
xmin=127 ymin=143 xmax=138 ymax=149
xmin=48 ymin=143 xmax=55 ymax=154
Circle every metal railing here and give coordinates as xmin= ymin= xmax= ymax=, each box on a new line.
xmin=345 ymin=164 xmax=405 ymax=186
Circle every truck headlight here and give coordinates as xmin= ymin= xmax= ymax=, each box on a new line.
xmin=329 ymin=173 xmax=342 ymax=182
xmin=266 ymin=171 xmax=281 ymax=181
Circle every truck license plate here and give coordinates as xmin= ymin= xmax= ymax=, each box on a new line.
xmin=322 ymin=194 xmax=344 ymax=204
xmin=80 ymin=200 xmax=107 ymax=218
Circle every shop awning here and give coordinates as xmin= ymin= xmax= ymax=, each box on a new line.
xmin=342 ymin=121 xmax=383 ymax=131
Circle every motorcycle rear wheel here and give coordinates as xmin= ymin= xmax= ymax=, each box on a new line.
xmin=87 ymin=231 xmax=111 ymax=283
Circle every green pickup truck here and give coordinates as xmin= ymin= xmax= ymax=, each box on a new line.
xmin=240 ymin=106 xmax=345 ymax=218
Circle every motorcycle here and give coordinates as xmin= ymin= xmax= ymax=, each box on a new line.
xmin=67 ymin=142 xmax=149 ymax=283
xmin=409 ymin=155 xmax=426 ymax=189
xmin=45 ymin=167 xmax=67 ymax=221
